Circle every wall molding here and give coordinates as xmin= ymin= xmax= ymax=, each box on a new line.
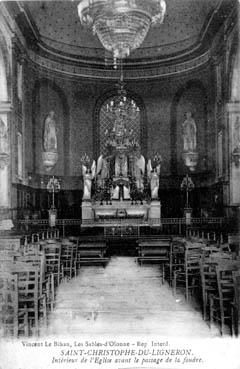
xmin=28 ymin=50 xmax=211 ymax=81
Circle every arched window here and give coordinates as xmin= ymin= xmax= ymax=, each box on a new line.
xmin=99 ymin=95 xmax=141 ymax=156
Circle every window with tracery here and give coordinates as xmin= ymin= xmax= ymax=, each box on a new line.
xmin=99 ymin=95 xmax=141 ymax=156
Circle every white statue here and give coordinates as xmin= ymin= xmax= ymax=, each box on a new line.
xmin=111 ymin=185 xmax=120 ymax=200
xmin=96 ymin=155 xmax=110 ymax=186
xmin=123 ymin=185 xmax=131 ymax=200
xmin=182 ymin=111 xmax=197 ymax=152
xmin=115 ymin=151 xmax=128 ymax=177
xmin=82 ymin=161 xmax=96 ymax=200
xmin=43 ymin=111 xmax=57 ymax=152
xmin=133 ymin=150 xmax=145 ymax=191
xmin=147 ymin=159 xmax=161 ymax=200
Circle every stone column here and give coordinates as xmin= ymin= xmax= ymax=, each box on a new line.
xmin=0 ymin=101 xmax=13 ymax=231
xmin=227 ymin=103 xmax=240 ymax=206
xmin=227 ymin=103 xmax=240 ymax=236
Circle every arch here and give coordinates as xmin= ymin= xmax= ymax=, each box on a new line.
xmin=170 ymin=80 xmax=208 ymax=173
xmin=93 ymin=88 xmax=147 ymax=159
xmin=32 ymin=78 xmax=70 ymax=175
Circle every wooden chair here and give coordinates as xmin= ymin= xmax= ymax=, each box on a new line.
xmin=42 ymin=241 xmax=62 ymax=287
xmin=173 ymin=243 xmax=202 ymax=301
xmin=0 ymin=250 xmax=18 ymax=263
xmin=199 ymin=250 xmax=234 ymax=321
xmin=22 ymin=242 xmax=41 ymax=255
xmin=231 ymin=270 xmax=240 ymax=336
xmin=15 ymin=253 xmax=46 ymax=295
xmin=0 ymin=262 xmax=40 ymax=337
xmin=0 ymin=271 xmax=19 ymax=337
xmin=14 ymin=254 xmax=49 ymax=331
xmin=14 ymin=263 xmax=40 ymax=336
xmin=199 ymin=256 xmax=218 ymax=321
xmin=164 ymin=239 xmax=185 ymax=286
xmin=210 ymin=262 xmax=240 ymax=335
xmin=60 ymin=240 xmax=77 ymax=280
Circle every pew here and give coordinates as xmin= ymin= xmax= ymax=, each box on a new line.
xmin=136 ymin=238 xmax=171 ymax=264
xmin=77 ymin=241 xmax=109 ymax=266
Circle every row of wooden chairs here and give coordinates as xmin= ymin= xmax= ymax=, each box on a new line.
xmin=164 ymin=236 xmax=240 ymax=335
xmin=0 ymin=258 xmax=49 ymax=337
xmin=200 ymin=255 xmax=240 ymax=335
xmin=0 ymin=234 xmax=76 ymax=337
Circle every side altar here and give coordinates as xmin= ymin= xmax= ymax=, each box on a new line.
xmin=81 ymin=111 xmax=162 ymax=231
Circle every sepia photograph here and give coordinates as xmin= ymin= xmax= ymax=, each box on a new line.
xmin=0 ymin=0 xmax=240 ymax=368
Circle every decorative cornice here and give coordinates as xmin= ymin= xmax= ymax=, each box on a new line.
xmin=28 ymin=49 xmax=210 ymax=81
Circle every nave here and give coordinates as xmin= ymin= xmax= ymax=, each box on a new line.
xmin=42 ymin=256 xmax=219 ymax=337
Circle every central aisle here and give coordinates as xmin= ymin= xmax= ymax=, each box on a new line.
xmin=43 ymin=256 xmax=219 ymax=337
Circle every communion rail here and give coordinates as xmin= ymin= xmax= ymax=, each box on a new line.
xmin=15 ymin=217 xmax=232 ymax=240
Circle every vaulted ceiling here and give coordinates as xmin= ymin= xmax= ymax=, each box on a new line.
xmin=6 ymin=0 xmax=235 ymax=66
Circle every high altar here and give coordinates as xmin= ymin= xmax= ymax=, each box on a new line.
xmin=81 ymin=110 xmax=161 ymax=234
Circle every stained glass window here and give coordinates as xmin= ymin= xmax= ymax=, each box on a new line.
xmin=99 ymin=95 xmax=141 ymax=156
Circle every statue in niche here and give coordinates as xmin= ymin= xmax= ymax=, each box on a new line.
xmin=0 ymin=117 xmax=8 ymax=154
xmin=43 ymin=111 xmax=57 ymax=152
xmin=234 ymin=116 xmax=240 ymax=148
xmin=182 ymin=111 xmax=197 ymax=152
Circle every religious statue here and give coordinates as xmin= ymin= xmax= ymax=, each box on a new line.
xmin=96 ymin=155 xmax=110 ymax=186
xmin=82 ymin=160 xmax=96 ymax=200
xmin=132 ymin=148 xmax=145 ymax=191
xmin=43 ymin=111 xmax=57 ymax=152
xmin=0 ymin=117 xmax=8 ymax=154
xmin=113 ymin=110 xmax=127 ymax=137
xmin=182 ymin=111 xmax=197 ymax=152
xmin=147 ymin=159 xmax=161 ymax=200
xmin=115 ymin=150 xmax=128 ymax=177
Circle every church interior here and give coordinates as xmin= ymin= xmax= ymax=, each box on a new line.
xmin=1 ymin=0 xmax=240 ymax=340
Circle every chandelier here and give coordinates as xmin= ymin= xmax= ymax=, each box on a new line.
xmin=78 ymin=0 xmax=166 ymax=60
xmin=106 ymin=74 xmax=140 ymax=120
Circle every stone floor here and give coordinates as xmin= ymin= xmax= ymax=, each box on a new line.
xmin=42 ymin=256 xmax=220 ymax=337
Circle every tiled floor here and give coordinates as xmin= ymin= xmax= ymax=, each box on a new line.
xmin=42 ymin=256 xmax=220 ymax=337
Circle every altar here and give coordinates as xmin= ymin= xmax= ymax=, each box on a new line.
xmin=81 ymin=107 xmax=161 ymax=233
